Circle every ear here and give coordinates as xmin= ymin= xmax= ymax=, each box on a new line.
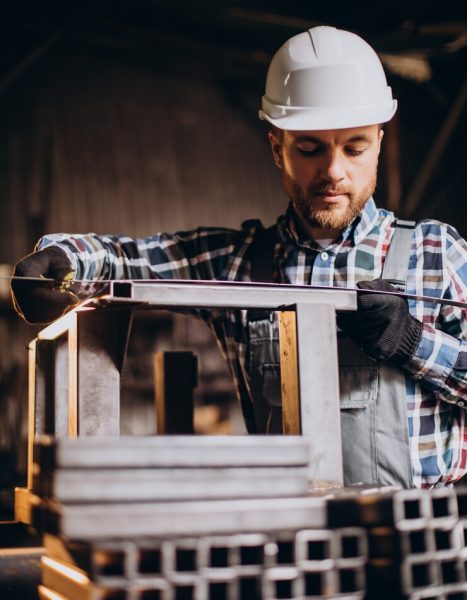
xmin=268 ymin=131 xmax=283 ymax=169
xmin=377 ymin=127 xmax=384 ymax=154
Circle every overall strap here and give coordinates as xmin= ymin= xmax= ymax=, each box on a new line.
xmin=245 ymin=225 xmax=278 ymax=321
xmin=247 ymin=225 xmax=278 ymax=283
xmin=381 ymin=219 xmax=416 ymax=292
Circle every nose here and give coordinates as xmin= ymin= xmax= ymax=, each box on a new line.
xmin=320 ymin=149 xmax=345 ymax=183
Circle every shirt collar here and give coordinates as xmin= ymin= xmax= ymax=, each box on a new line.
xmin=277 ymin=197 xmax=380 ymax=248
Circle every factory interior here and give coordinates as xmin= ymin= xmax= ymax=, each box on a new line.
xmin=0 ymin=1 xmax=466 ymax=599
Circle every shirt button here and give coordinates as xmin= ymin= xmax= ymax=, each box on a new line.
xmin=320 ymin=251 xmax=329 ymax=261
xmin=458 ymin=401 xmax=464 ymax=407
xmin=414 ymin=374 xmax=422 ymax=380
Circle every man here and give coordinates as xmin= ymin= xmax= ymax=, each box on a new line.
xmin=11 ymin=27 xmax=467 ymax=489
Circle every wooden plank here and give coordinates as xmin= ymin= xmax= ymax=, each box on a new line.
xmin=279 ymin=311 xmax=301 ymax=435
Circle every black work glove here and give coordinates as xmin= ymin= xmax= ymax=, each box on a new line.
xmin=11 ymin=247 xmax=79 ymax=324
xmin=337 ymin=279 xmax=423 ymax=365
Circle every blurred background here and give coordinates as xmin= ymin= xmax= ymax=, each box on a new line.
xmin=0 ymin=1 xmax=465 ymax=515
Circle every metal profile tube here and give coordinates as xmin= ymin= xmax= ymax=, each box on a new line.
xmin=108 ymin=280 xmax=357 ymax=311
xmin=429 ymin=488 xmax=459 ymax=525
xmin=198 ymin=535 xmax=238 ymax=571
xmin=438 ymin=556 xmax=463 ymax=586
xmin=200 ymin=576 xmax=237 ymax=600
xmin=393 ymin=489 xmax=431 ymax=530
xmin=455 ymin=488 xmax=467 ymax=518
xmin=262 ymin=566 xmax=302 ymax=600
xmin=35 ymin=435 xmax=310 ymax=469
xmin=162 ymin=539 xmax=199 ymax=577
xmin=399 ymin=525 xmax=435 ymax=557
xmin=401 ymin=554 xmax=441 ymax=594
xmin=36 ymin=466 xmax=310 ymax=503
xmin=300 ymin=567 xmax=338 ymax=598
xmin=336 ymin=564 xmax=366 ymax=595
xmin=431 ymin=522 xmax=463 ymax=555
xmin=334 ymin=527 xmax=368 ymax=563
xmin=236 ymin=533 xmax=269 ymax=572
xmin=42 ymin=496 xmax=329 ymax=540
xmin=294 ymin=529 xmax=335 ymax=570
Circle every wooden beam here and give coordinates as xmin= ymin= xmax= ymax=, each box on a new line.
xmin=279 ymin=310 xmax=301 ymax=434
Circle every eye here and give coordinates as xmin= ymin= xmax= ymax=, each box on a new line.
xmin=297 ymin=146 xmax=322 ymax=156
xmin=345 ymin=147 xmax=366 ymax=157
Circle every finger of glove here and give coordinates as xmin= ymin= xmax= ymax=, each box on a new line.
xmin=356 ymin=279 xmax=398 ymax=292
xmin=356 ymin=280 xmax=408 ymax=312
xmin=357 ymin=289 xmax=408 ymax=313
xmin=12 ymin=282 xmax=78 ymax=324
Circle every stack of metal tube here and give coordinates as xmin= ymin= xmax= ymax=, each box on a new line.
xmin=32 ymin=435 xmax=369 ymax=600
xmin=31 ymin=436 xmax=466 ymax=599
xmin=327 ymin=486 xmax=467 ymax=599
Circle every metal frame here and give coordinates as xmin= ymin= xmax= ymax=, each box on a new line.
xmin=16 ymin=281 xmax=357 ymax=521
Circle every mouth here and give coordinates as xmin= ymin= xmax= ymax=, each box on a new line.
xmin=313 ymin=191 xmax=349 ymax=204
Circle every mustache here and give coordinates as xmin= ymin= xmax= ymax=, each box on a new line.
xmin=309 ymin=183 xmax=350 ymax=195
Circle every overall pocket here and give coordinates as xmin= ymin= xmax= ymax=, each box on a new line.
xmin=247 ymin=317 xmax=281 ymax=432
xmin=339 ymin=366 xmax=379 ymax=485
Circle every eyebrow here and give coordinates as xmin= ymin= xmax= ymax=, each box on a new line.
xmin=294 ymin=134 xmax=373 ymax=144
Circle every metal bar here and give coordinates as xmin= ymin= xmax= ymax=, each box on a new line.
xmin=9 ymin=273 xmax=467 ymax=308
xmin=33 ymin=338 xmax=70 ymax=440
xmin=429 ymin=488 xmax=459 ymax=523
xmin=36 ymin=466 xmax=309 ymax=502
xmin=35 ymin=436 xmax=310 ymax=469
xmin=67 ymin=313 xmax=78 ymax=437
xmin=27 ymin=339 xmax=38 ymax=490
xmin=295 ymin=303 xmax=343 ymax=487
xmin=40 ymin=496 xmax=329 ymax=540
xmin=54 ymin=338 xmax=70 ymax=438
xmin=75 ymin=309 xmax=133 ymax=436
xmin=393 ymin=489 xmax=431 ymax=530
xmin=295 ymin=529 xmax=335 ymax=568
xmin=109 ymin=280 xmax=357 ymax=310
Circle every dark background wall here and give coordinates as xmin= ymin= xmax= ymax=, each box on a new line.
xmin=0 ymin=1 xmax=465 ymax=511
xmin=0 ymin=0 xmax=466 ymax=255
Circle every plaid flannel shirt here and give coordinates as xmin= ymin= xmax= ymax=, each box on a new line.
xmin=38 ymin=198 xmax=467 ymax=488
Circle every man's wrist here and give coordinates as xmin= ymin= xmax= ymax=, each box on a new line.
xmin=390 ymin=316 xmax=424 ymax=366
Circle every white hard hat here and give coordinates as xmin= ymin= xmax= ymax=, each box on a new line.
xmin=259 ymin=26 xmax=397 ymax=131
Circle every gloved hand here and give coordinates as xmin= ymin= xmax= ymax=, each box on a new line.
xmin=337 ymin=279 xmax=423 ymax=365
xmin=11 ymin=247 xmax=79 ymax=324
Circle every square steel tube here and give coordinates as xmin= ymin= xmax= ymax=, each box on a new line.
xmin=280 ymin=304 xmax=343 ymax=486
xmin=30 ymin=283 xmax=356 ymax=490
xmin=108 ymin=280 xmax=357 ymax=311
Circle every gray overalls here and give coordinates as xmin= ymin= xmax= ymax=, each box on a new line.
xmin=246 ymin=220 xmax=416 ymax=488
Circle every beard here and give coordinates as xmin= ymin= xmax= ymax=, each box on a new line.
xmin=282 ymin=171 xmax=377 ymax=231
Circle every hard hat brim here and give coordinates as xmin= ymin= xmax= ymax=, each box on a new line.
xmin=259 ymin=100 xmax=397 ymax=131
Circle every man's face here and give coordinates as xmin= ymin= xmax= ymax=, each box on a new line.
xmin=269 ymin=125 xmax=383 ymax=234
